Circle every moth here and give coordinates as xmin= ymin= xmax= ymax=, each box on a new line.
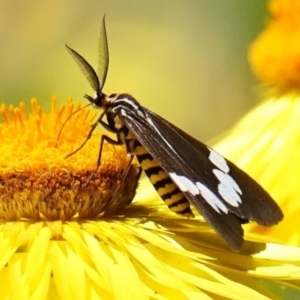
xmin=65 ymin=16 xmax=283 ymax=251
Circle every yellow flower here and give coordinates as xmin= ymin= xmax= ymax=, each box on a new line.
xmin=0 ymin=97 xmax=299 ymax=300
xmin=249 ymin=0 xmax=300 ymax=92
xmin=213 ymin=95 xmax=300 ymax=247
xmin=0 ymin=97 xmax=139 ymax=221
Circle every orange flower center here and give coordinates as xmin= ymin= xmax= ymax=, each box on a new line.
xmin=0 ymin=97 xmax=139 ymax=221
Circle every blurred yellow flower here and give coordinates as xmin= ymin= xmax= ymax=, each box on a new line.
xmin=0 ymin=97 xmax=299 ymax=299
xmin=249 ymin=0 xmax=300 ymax=92
xmin=214 ymin=95 xmax=300 ymax=247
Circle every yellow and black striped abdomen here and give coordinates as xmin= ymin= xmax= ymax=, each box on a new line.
xmin=132 ymin=140 xmax=194 ymax=217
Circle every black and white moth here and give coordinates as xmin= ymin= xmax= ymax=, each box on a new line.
xmin=65 ymin=16 xmax=283 ymax=251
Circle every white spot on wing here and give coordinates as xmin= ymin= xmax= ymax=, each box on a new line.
xmin=169 ymin=172 xmax=199 ymax=196
xmin=213 ymin=169 xmax=242 ymax=207
xmin=196 ymin=182 xmax=228 ymax=214
xmin=137 ymin=110 xmax=146 ymax=118
xmin=146 ymin=116 xmax=155 ymax=127
xmin=170 ymin=172 xmax=228 ymax=214
xmin=208 ymin=148 xmax=229 ymax=173
xmin=120 ymin=108 xmax=127 ymax=116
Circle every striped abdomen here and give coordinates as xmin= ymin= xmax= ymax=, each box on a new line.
xmin=131 ymin=139 xmax=194 ymax=217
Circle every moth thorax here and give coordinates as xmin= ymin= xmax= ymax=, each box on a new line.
xmin=113 ymin=115 xmax=124 ymax=130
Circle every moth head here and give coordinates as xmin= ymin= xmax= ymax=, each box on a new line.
xmin=84 ymin=91 xmax=106 ymax=109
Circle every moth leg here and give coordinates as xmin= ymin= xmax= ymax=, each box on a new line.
xmin=84 ymin=132 xmax=123 ymax=187
xmin=64 ymin=111 xmax=107 ymax=159
xmin=99 ymin=117 xmax=116 ymax=133
xmin=95 ymin=132 xmax=134 ymax=181
xmin=96 ymin=133 xmax=123 ymax=169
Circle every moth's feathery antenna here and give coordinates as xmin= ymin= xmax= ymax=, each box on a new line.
xmin=65 ymin=44 xmax=100 ymax=93
xmin=97 ymin=14 xmax=109 ymax=90
xmin=65 ymin=15 xmax=109 ymax=97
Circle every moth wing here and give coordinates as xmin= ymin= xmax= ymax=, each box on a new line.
xmin=142 ymin=108 xmax=283 ymax=225
xmin=117 ymin=107 xmax=248 ymax=250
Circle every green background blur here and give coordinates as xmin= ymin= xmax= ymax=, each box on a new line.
xmin=0 ymin=0 xmax=268 ymax=141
